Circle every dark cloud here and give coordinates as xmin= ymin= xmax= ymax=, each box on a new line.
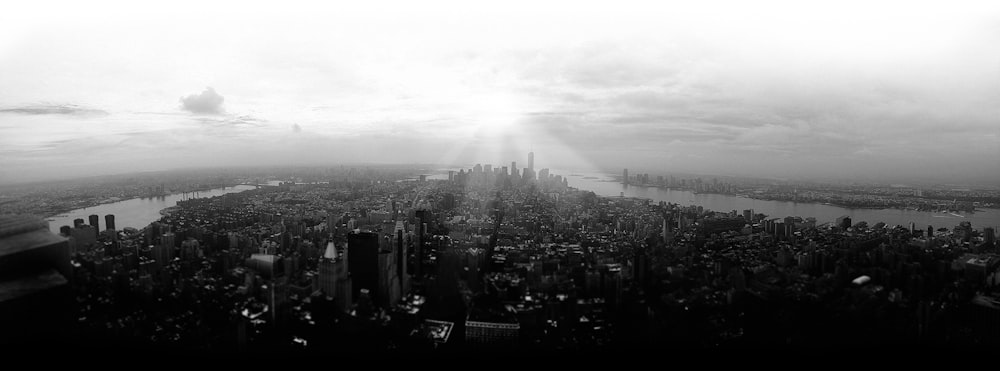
xmin=0 ymin=104 xmax=108 ymax=116
xmin=179 ymin=87 xmax=225 ymax=114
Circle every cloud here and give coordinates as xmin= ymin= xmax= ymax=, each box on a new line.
xmin=292 ymin=123 xmax=301 ymax=133
xmin=179 ymin=87 xmax=225 ymax=114
xmin=0 ymin=104 xmax=107 ymax=116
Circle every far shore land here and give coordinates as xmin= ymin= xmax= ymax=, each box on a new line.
xmin=43 ymin=183 xmax=244 ymax=219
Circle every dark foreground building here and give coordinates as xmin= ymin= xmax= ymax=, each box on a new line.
xmin=0 ymin=215 xmax=73 ymax=345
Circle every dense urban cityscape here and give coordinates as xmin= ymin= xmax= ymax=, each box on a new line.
xmin=3 ymin=0 xmax=1000 ymax=359
xmin=3 ymin=157 xmax=999 ymax=354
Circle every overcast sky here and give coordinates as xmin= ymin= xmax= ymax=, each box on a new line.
xmin=1 ymin=0 xmax=998 ymax=185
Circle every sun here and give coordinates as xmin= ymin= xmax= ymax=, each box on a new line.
xmin=471 ymin=92 xmax=522 ymax=141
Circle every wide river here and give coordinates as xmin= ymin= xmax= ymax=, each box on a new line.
xmin=46 ymin=185 xmax=256 ymax=234
xmin=429 ymin=168 xmax=1000 ymax=230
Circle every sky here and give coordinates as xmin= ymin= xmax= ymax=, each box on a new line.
xmin=1 ymin=0 xmax=998 ymax=185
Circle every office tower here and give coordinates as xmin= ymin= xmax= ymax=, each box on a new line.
xmin=246 ymin=253 xmax=282 ymax=279
xmin=528 ymin=151 xmax=534 ymax=170
xmin=0 ymin=215 xmax=73 ymax=344
xmin=984 ymin=227 xmax=995 ymax=246
xmin=73 ymin=218 xmax=84 ymax=229
xmin=318 ymin=242 xmax=340 ymax=296
xmin=511 ymin=162 xmax=517 ymax=176
xmin=71 ymin=225 xmax=97 ymax=252
xmin=319 ymin=241 xmax=352 ymax=313
xmin=59 ymin=226 xmax=71 ymax=236
xmin=414 ymin=210 xmax=431 ymax=280
xmin=104 ymin=214 xmax=115 ymax=231
xmin=538 ymin=168 xmax=549 ymax=181
xmin=623 ymin=169 xmax=629 ymax=185
xmin=784 ymin=216 xmax=796 ymax=238
xmin=927 ymin=225 xmax=934 ymax=238
xmin=523 ymin=167 xmax=534 ymax=181
xmin=348 ymin=231 xmax=380 ymax=303
xmin=448 ymin=170 xmax=455 ymax=182
xmin=378 ymin=234 xmax=401 ymax=307
xmin=484 ymin=164 xmax=492 ymax=173
xmin=395 ymin=223 xmax=408 ymax=295
xmin=156 ymin=232 xmax=176 ymax=265
xmin=88 ymin=214 xmax=99 ymax=234
xmin=743 ymin=209 xmax=753 ymax=223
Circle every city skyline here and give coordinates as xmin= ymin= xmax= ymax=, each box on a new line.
xmin=2 ymin=0 xmax=999 ymax=185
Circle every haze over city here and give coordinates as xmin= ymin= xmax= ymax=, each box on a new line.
xmin=1 ymin=0 xmax=999 ymax=185
xmin=8 ymin=0 xmax=1000 ymax=356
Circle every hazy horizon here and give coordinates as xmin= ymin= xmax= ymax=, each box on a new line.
xmin=2 ymin=0 xmax=999 ymax=185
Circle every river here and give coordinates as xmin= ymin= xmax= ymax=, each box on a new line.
xmin=428 ymin=168 xmax=1000 ymax=230
xmin=46 ymin=185 xmax=256 ymax=234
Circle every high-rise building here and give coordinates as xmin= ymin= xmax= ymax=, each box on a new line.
xmin=378 ymin=234 xmax=401 ymax=307
xmin=73 ymin=218 xmax=84 ymax=229
xmin=623 ymin=169 xmax=629 ymax=185
xmin=348 ymin=231 xmax=380 ymax=303
xmin=70 ymin=225 xmax=97 ymax=253
xmin=984 ymin=227 xmax=995 ymax=246
xmin=395 ymin=223 xmax=409 ymax=296
xmin=246 ymin=254 xmax=282 ymax=279
xmin=154 ymin=232 xmax=176 ymax=266
xmin=511 ymin=162 xmax=517 ymax=176
xmin=319 ymin=242 xmax=339 ymax=294
xmin=88 ymin=214 xmax=99 ymax=235
xmin=104 ymin=214 xmax=116 ymax=231
xmin=528 ymin=151 xmax=534 ymax=170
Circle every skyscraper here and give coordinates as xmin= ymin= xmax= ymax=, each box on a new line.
xmin=104 ymin=214 xmax=116 ymax=231
xmin=623 ymin=168 xmax=629 ymax=185
xmin=348 ymin=231 xmax=380 ymax=303
xmin=88 ymin=214 xmax=99 ymax=233
xmin=528 ymin=151 xmax=534 ymax=170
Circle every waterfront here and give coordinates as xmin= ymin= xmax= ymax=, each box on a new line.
xmin=45 ymin=185 xmax=256 ymax=234
xmin=570 ymin=171 xmax=1000 ymax=229
xmin=429 ymin=168 xmax=1000 ymax=229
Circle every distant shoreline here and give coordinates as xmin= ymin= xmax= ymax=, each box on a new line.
xmin=43 ymin=183 xmax=244 ymax=219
